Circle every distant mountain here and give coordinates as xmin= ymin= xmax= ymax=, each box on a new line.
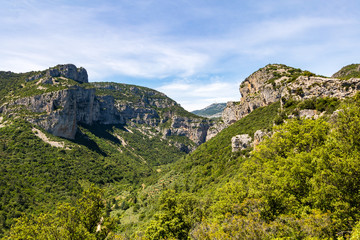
xmin=332 ymin=63 xmax=360 ymax=79
xmin=192 ymin=103 xmax=226 ymax=118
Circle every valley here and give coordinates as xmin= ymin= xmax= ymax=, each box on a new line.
xmin=1 ymin=63 xmax=360 ymax=239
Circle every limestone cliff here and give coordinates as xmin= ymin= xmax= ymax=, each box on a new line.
xmin=27 ymin=64 xmax=88 ymax=84
xmin=222 ymin=64 xmax=360 ymax=125
xmin=0 ymin=86 xmax=123 ymax=139
xmin=0 ymin=65 xmax=214 ymax=151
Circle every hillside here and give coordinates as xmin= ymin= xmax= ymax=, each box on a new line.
xmin=106 ymin=64 xmax=360 ymax=239
xmin=3 ymin=63 xmax=360 ymax=239
xmin=332 ymin=63 xmax=360 ymax=79
xmin=0 ymin=64 xmax=218 ymax=238
xmin=192 ymin=103 xmax=226 ymax=118
xmin=222 ymin=64 xmax=360 ymax=125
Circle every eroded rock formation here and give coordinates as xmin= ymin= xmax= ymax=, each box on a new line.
xmin=231 ymin=134 xmax=252 ymax=152
xmin=222 ymin=64 xmax=360 ymax=125
xmin=0 ymin=65 xmax=215 ymax=149
xmin=27 ymin=64 xmax=88 ymax=83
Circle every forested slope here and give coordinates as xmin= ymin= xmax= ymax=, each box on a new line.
xmin=130 ymin=94 xmax=360 ymax=239
xmin=3 ymin=63 xmax=360 ymax=239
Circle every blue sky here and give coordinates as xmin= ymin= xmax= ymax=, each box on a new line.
xmin=1 ymin=0 xmax=360 ymax=110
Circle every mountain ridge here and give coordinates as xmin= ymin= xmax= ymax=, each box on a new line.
xmin=222 ymin=63 xmax=360 ymax=125
xmin=3 ymin=63 xmax=360 ymax=239
xmin=192 ymin=103 xmax=226 ymax=118
xmin=0 ymin=64 xmax=223 ymax=152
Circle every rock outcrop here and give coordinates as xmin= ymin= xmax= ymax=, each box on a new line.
xmin=253 ymin=130 xmax=269 ymax=149
xmin=0 ymin=66 xmax=215 ymax=149
xmin=163 ymin=116 xmax=211 ymax=145
xmin=1 ymin=86 xmax=124 ymax=138
xmin=231 ymin=134 xmax=252 ymax=152
xmin=27 ymin=64 xmax=88 ymax=83
xmin=298 ymin=109 xmax=323 ymax=119
xmin=223 ymin=64 xmax=360 ymax=125
xmin=231 ymin=130 xmax=270 ymax=152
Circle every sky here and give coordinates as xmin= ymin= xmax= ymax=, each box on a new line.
xmin=0 ymin=0 xmax=360 ymax=111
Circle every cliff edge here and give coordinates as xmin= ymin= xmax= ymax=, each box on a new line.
xmin=222 ymin=64 xmax=360 ymax=125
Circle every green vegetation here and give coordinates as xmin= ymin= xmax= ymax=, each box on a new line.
xmin=280 ymin=96 xmax=340 ymax=121
xmin=0 ymin=71 xmax=85 ymax=105
xmin=0 ymin=68 xmax=208 ymax=238
xmin=5 ymin=185 xmax=118 ymax=240
xmin=92 ymin=82 xmax=168 ymax=103
xmin=262 ymin=64 xmax=318 ymax=88
xmin=4 ymin=63 xmax=360 ymax=239
xmin=333 ymin=63 xmax=360 ymax=80
xmin=123 ymin=94 xmax=360 ymax=239
xmin=298 ymin=97 xmax=340 ymax=113
xmin=144 ymin=190 xmax=202 ymax=239
xmin=0 ymin=117 xmax=186 ymax=238
xmin=174 ymin=101 xmax=280 ymax=193
xmin=0 ymin=71 xmax=34 ymax=104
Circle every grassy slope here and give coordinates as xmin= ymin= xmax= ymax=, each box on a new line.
xmin=332 ymin=63 xmax=360 ymax=79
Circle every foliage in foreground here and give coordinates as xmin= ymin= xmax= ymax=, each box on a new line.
xmin=5 ymin=186 xmax=118 ymax=240
xmin=139 ymin=94 xmax=360 ymax=239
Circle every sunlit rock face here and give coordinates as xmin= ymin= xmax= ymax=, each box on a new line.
xmin=222 ymin=64 xmax=360 ymax=125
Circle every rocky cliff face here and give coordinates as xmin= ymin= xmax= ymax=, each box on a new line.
xmin=27 ymin=64 xmax=88 ymax=84
xmin=0 ymin=65 xmax=215 ymax=151
xmin=1 ymin=86 xmax=124 ymax=138
xmin=222 ymin=64 xmax=360 ymax=125
xmin=92 ymin=83 xmax=215 ymax=149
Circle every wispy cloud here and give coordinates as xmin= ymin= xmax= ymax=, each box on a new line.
xmin=157 ymin=77 xmax=241 ymax=111
xmin=0 ymin=0 xmax=360 ymax=110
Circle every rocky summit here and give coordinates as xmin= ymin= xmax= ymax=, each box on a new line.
xmin=2 ymin=63 xmax=358 ymax=151
xmin=222 ymin=64 xmax=360 ymax=125
xmin=0 ymin=64 xmax=218 ymax=153
xmin=26 ymin=64 xmax=88 ymax=84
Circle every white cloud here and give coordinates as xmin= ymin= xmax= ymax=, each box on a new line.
xmin=1 ymin=0 xmax=360 ymax=110
xmin=157 ymin=78 xmax=241 ymax=111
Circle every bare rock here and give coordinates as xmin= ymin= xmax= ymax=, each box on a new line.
xmin=222 ymin=64 xmax=360 ymax=126
xmin=231 ymin=134 xmax=252 ymax=152
xmin=163 ymin=116 xmax=210 ymax=145
xmin=1 ymin=86 xmax=124 ymax=139
xmin=40 ymin=76 xmax=54 ymax=84
xmin=27 ymin=64 xmax=88 ymax=83
xmin=253 ymin=130 xmax=269 ymax=149
xmin=298 ymin=109 xmax=320 ymax=119
xmin=206 ymin=122 xmax=226 ymax=141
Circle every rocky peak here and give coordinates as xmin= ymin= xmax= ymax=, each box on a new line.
xmin=27 ymin=64 xmax=88 ymax=83
xmin=222 ymin=64 xmax=360 ymax=125
xmin=0 ymin=71 xmax=216 ymax=152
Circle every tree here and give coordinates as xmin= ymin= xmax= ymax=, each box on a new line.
xmin=145 ymin=190 xmax=202 ymax=239
xmin=5 ymin=185 xmax=117 ymax=240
